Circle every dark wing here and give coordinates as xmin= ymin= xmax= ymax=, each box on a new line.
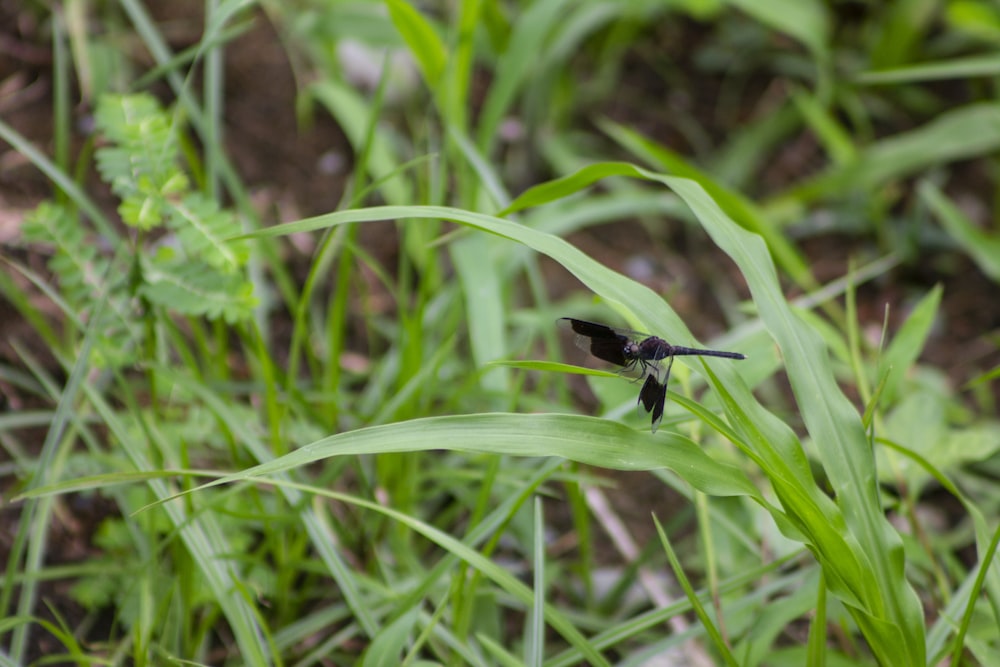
xmin=637 ymin=373 xmax=660 ymax=411
xmin=559 ymin=318 xmax=630 ymax=366
xmin=638 ymin=373 xmax=667 ymax=433
xmin=560 ymin=318 xmax=621 ymax=338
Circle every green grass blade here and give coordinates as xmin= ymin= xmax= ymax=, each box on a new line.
xmin=311 ymin=79 xmax=412 ymax=204
xmin=526 ymin=498 xmax=545 ymax=667
xmin=858 ymin=53 xmax=1000 ymax=84
xmin=385 ymin=0 xmax=447 ymax=96
xmin=82 ymin=386 xmax=272 ymax=666
xmin=668 ymin=178 xmax=926 ymax=663
xmin=950 ymin=523 xmax=1000 ymax=665
xmin=653 ymin=514 xmax=739 ymax=667
xmin=791 ymin=88 xmax=857 ymax=165
xmin=920 ymin=180 xmax=1000 ymax=282
xmin=172 ymin=413 xmax=758 ymax=500
xmin=879 ymin=284 xmax=943 ymax=404
xmin=266 ymin=479 xmax=613 ymax=666
xmin=233 ymin=202 xmax=712 ymax=345
xmin=475 ymin=0 xmax=576 ymax=152
xmin=452 ymin=235 xmax=510 ymax=394
xmin=790 ymin=103 xmax=1000 ymax=200
xmin=806 ymin=573 xmax=828 ymax=666
xmin=361 ymin=607 xmax=419 ymax=667
xmin=878 ymin=436 xmax=1000 ymax=661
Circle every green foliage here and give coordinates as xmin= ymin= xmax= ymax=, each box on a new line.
xmin=21 ymin=200 xmax=140 ymax=367
xmin=235 ymin=188 xmax=933 ymax=664
xmin=139 ymin=247 xmax=256 ymax=322
xmin=92 ymin=93 xmax=254 ymax=323
xmin=22 ymin=201 xmax=109 ymax=310
xmin=95 ymin=93 xmax=190 ymax=229
xmin=21 ymin=92 xmax=256 ymax=371
xmin=921 ymin=181 xmax=1000 ymax=283
xmin=5 ymin=0 xmax=1000 ymax=665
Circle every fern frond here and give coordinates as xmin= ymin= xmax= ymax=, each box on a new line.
xmin=22 ymin=202 xmax=143 ymax=367
xmin=139 ymin=254 xmax=257 ymax=324
xmin=24 ymin=92 xmax=258 ymax=361
xmin=85 ymin=298 xmax=143 ymax=368
xmin=22 ymin=202 xmax=109 ymax=312
xmin=95 ymin=93 xmax=189 ymax=229
xmin=167 ymin=193 xmax=250 ymax=271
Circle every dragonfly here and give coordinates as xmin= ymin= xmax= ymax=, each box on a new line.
xmin=560 ymin=317 xmax=746 ymax=432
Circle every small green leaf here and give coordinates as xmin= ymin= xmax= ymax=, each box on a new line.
xmin=70 ymin=575 xmax=117 ymax=610
xmin=168 ymin=193 xmax=248 ymax=270
xmin=140 ymin=257 xmax=257 ymax=323
xmin=120 ymin=194 xmax=165 ymax=229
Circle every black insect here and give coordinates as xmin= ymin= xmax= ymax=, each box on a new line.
xmin=560 ymin=317 xmax=746 ymax=432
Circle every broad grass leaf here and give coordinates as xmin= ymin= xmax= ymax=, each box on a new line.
xmin=191 ymin=413 xmax=759 ymax=499
xmin=669 ymin=179 xmax=926 ymax=663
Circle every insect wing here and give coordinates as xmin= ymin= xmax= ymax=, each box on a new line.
xmin=559 ymin=318 xmax=632 ymax=366
xmin=561 ymin=318 xmax=651 ymax=341
xmin=638 ymin=373 xmax=667 ymax=432
xmin=649 ymin=384 xmax=666 ymax=432
xmin=586 ymin=337 xmax=631 ymax=366
xmin=638 ymin=373 xmax=659 ymax=411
